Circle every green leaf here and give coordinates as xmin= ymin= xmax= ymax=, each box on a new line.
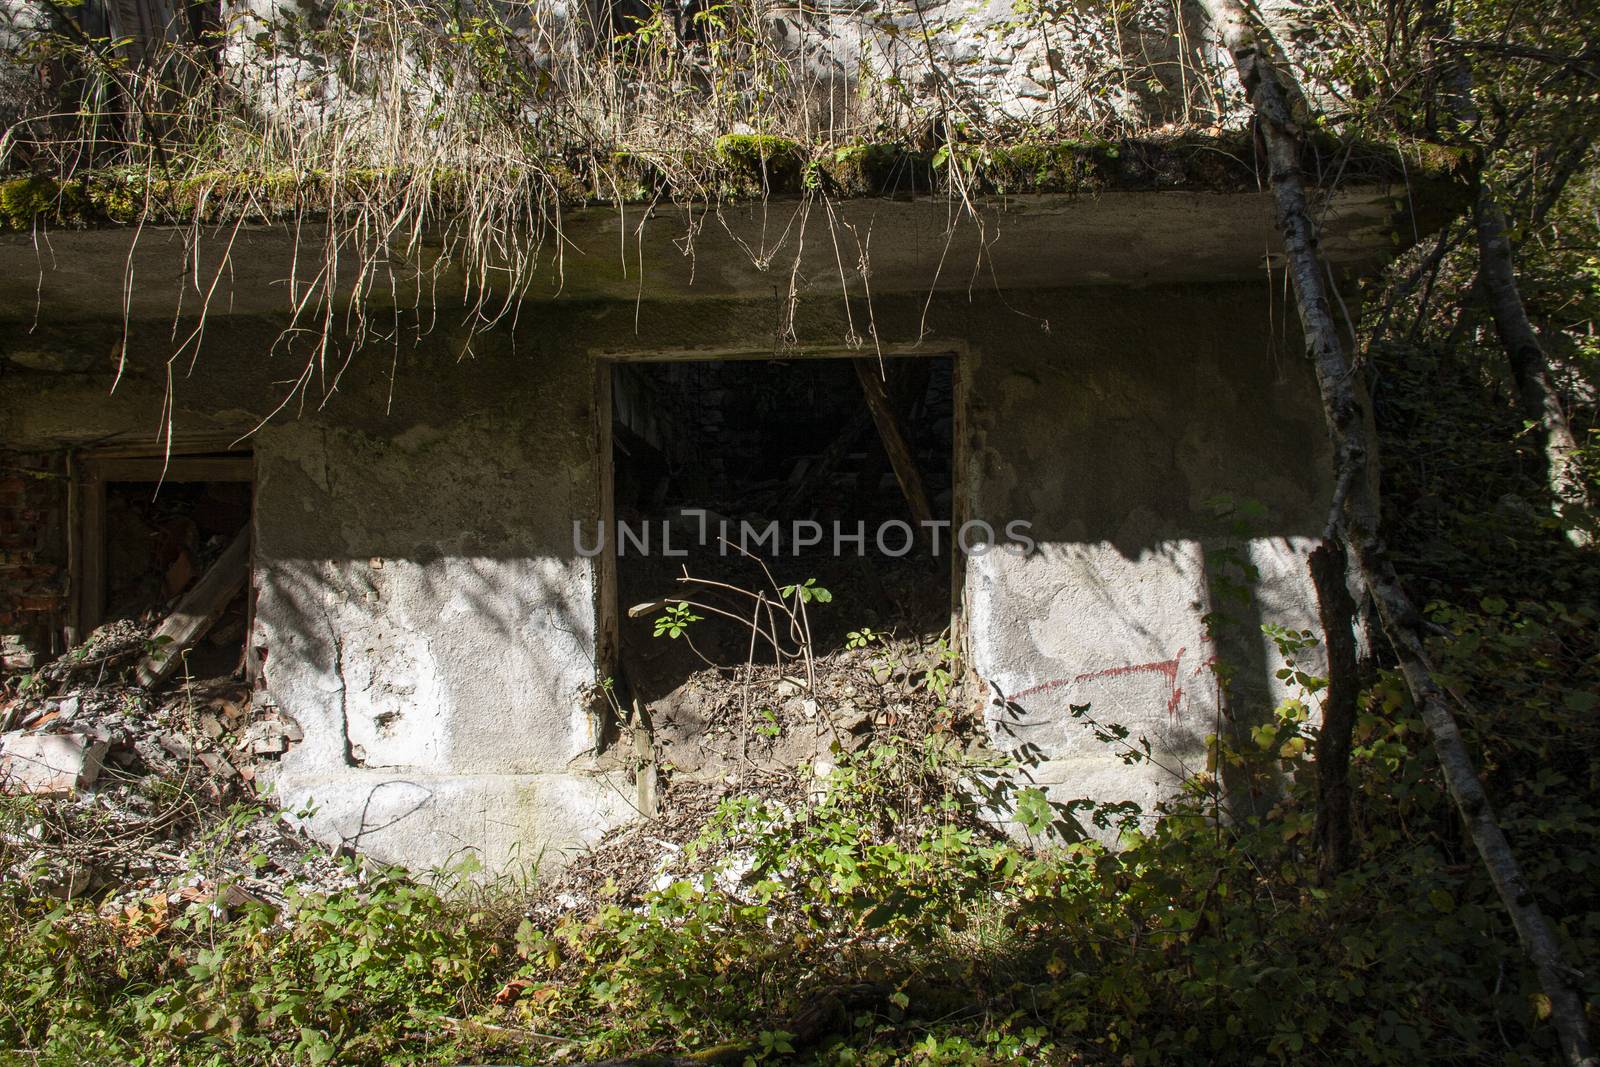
xmin=1564 ymin=690 xmax=1598 ymax=713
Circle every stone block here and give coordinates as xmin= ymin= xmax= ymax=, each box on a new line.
xmin=0 ymin=731 xmax=107 ymax=795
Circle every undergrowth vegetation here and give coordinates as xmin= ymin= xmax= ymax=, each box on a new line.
xmin=3 ymin=386 xmax=1597 ymax=1064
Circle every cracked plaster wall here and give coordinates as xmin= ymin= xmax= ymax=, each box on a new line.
xmin=252 ymin=415 xmax=642 ymax=870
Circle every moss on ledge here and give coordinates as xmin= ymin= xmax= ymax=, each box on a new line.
xmin=0 ymin=131 xmax=1470 ymax=234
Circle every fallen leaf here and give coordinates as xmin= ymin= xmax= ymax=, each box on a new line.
xmin=494 ymin=977 xmax=537 ymax=1005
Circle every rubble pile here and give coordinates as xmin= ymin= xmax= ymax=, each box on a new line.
xmin=644 ymin=636 xmax=977 ymax=782
xmin=536 ymin=634 xmax=986 ymax=918
xmin=0 ymin=620 xmax=353 ymax=913
xmin=2 ymin=600 xmax=982 ymax=927
xmin=529 ymin=774 xmax=795 ymax=924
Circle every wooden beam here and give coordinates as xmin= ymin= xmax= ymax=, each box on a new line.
xmin=594 ymin=359 xmax=620 ymax=755
xmin=852 ymin=359 xmax=934 ymax=527
xmin=136 ymin=526 xmax=251 ymax=688
xmin=77 ymin=469 xmax=106 ymax=636
xmin=782 ymin=408 xmax=872 ymax=511
xmin=71 ymin=434 xmax=245 ymax=460
xmin=89 ymin=456 xmax=253 ymax=483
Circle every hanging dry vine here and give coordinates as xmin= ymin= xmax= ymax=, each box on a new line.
xmin=0 ymin=0 xmax=1245 ymax=444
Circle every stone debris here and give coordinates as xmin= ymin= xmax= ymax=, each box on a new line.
xmin=2 ymin=609 xmax=979 ymax=924
xmin=530 ymin=634 xmax=985 ymax=924
xmin=0 ymin=730 xmax=107 ymax=795
xmin=0 ymin=634 xmax=37 ymax=672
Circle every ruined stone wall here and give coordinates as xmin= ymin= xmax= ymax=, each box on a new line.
xmin=206 ymin=0 xmax=1230 ymax=133
xmin=0 ymin=0 xmax=1243 ymax=142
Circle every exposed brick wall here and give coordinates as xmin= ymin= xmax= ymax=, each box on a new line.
xmin=0 ymin=449 xmax=68 ymax=670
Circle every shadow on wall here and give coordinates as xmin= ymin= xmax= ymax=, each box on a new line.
xmin=256 ymin=546 xmax=602 ymax=763
xmin=253 ymin=543 xmax=608 ymax=862
xmin=972 ymin=528 xmax=1321 ymax=843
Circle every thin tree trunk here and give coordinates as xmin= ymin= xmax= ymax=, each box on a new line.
xmin=1444 ymin=49 xmax=1594 ymax=545
xmin=1527 ymin=134 xmax=1594 ymax=235
xmin=1474 ymin=185 xmax=1594 ymax=545
xmin=1198 ymin=2 xmax=1596 ymax=1062
xmin=1310 ymin=541 xmax=1358 ymax=879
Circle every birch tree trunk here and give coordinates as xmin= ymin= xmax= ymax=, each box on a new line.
xmin=1443 ymin=46 xmax=1594 ymax=545
xmin=1309 ymin=541 xmax=1357 ymax=878
xmin=1197 ymin=2 xmax=1596 ymax=1062
xmin=1474 ymin=186 xmax=1594 ymax=546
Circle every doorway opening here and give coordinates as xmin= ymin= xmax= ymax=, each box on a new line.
xmin=602 ymin=353 xmax=960 ymax=745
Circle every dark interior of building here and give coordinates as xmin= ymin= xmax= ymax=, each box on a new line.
xmin=103 ymin=479 xmax=251 ymax=679
xmin=611 ymin=355 xmax=954 ymax=703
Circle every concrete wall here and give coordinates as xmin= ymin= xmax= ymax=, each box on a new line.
xmin=252 ymin=415 xmax=637 ymax=872
xmin=0 ymin=280 xmax=1333 ymax=871
xmin=962 ymin=286 xmax=1331 ymax=834
xmin=252 ymin=283 xmax=1332 ymax=861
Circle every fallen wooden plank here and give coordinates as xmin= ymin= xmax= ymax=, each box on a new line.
xmin=781 ymin=407 xmax=871 ymax=511
xmin=136 ymin=526 xmax=251 ymax=688
xmin=852 ymin=358 xmax=934 ymax=527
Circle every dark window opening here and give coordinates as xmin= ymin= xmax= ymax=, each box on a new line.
xmin=77 ymin=450 xmax=254 ymax=681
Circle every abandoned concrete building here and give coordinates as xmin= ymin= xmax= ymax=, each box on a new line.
xmin=0 ymin=178 xmax=1438 ymax=872
xmin=0 ymin=0 xmax=1449 ymax=873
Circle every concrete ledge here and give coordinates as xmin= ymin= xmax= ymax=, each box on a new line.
xmin=263 ymin=768 xmax=637 ymax=877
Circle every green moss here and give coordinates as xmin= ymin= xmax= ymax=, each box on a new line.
xmin=1410 ymin=141 xmax=1475 ymax=179
xmin=0 ymin=131 xmax=1455 ymax=231
xmin=714 ymin=134 xmax=805 ymax=194
xmin=1 ymin=175 xmax=68 ymax=231
xmin=825 ymin=143 xmax=932 ymax=197
xmin=976 ymin=140 xmax=1118 ymax=194
xmin=605 ymin=149 xmax=672 ymax=201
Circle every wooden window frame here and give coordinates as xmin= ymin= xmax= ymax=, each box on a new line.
xmin=69 ymin=443 xmax=255 ymax=645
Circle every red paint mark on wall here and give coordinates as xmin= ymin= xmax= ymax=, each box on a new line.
xmin=1013 ymin=647 xmax=1188 ymax=716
